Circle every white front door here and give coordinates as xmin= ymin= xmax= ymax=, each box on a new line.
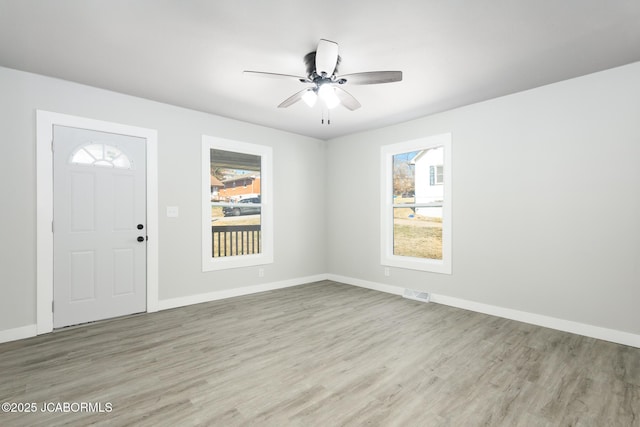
xmin=53 ymin=125 xmax=147 ymax=328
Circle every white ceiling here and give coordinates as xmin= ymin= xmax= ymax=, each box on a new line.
xmin=1 ymin=1 xmax=639 ymax=140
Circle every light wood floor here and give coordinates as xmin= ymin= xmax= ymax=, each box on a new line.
xmin=1 ymin=281 xmax=638 ymax=426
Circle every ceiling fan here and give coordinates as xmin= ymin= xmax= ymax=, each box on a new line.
xmin=244 ymin=39 xmax=403 ymax=112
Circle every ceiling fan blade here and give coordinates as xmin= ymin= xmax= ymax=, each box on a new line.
xmin=338 ymin=71 xmax=403 ymax=85
xmin=277 ymin=89 xmax=310 ymax=108
xmin=315 ymin=39 xmax=339 ymax=76
xmin=244 ymin=71 xmax=309 ymax=83
xmin=334 ymin=87 xmax=361 ymax=111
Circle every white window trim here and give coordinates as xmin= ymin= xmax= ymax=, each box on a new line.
xmin=202 ymin=135 xmax=273 ymax=271
xmin=380 ymin=133 xmax=452 ymax=274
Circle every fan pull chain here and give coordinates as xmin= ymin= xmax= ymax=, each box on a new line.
xmin=320 ymin=109 xmax=331 ymax=125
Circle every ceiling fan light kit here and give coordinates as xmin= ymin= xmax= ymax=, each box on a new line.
xmin=245 ymin=39 xmax=403 ymax=122
xmin=302 ymin=89 xmax=317 ymax=107
xmin=318 ymin=84 xmax=340 ymax=109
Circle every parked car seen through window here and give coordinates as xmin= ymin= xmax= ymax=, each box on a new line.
xmin=223 ymin=196 xmax=261 ymax=217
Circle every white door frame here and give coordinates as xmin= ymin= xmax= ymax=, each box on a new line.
xmin=36 ymin=110 xmax=159 ymax=334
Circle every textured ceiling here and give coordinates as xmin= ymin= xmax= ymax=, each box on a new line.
xmin=1 ymin=0 xmax=639 ymax=140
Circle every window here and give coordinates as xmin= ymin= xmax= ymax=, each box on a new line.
xmin=71 ymin=143 xmax=132 ymax=169
xmin=202 ymin=136 xmax=273 ymax=271
xmin=381 ymin=134 xmax=452 ymax=274
xmin=430 ymin=165 xmax=444 ymax=185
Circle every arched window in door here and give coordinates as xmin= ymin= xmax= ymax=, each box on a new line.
xmin=70 ymin=143 xmax=133 ymax=169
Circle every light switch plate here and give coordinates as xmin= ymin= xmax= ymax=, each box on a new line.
xmin=166 ymin=206 xmax=179 ymax=218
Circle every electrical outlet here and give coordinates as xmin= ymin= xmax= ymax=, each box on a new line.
xmin=258 ymin=268 xmax=264 ymax=277
xmin=384 ymin=267 xmax=390 ymax=277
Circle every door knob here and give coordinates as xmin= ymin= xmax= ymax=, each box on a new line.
xmin=137 ymin=224 xmax=144 ymax=230
xmin=137 ymin=236 xmax=145 ymax=242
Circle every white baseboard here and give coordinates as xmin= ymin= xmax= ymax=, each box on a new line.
xmin=0 ymin=324 xmax=37 ymax=344
xmin=328 ymin=274 xmax=640 ymax=349
xmin=327 ymin=274 xmax=403 ymax=296
xmin=158 ymin=274 xmax=329 ymax=311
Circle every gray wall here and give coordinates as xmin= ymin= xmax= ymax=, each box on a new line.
xmin=326 ymin=62 xmax=640 ymax=335
xmin=0 ymin=66 xmax=326 ymax=331
xmin=2 ymin=61 xmax=639 ymax=337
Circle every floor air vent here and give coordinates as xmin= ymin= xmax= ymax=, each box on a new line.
xmin=402 ymin=289 xmax=431 ymax=303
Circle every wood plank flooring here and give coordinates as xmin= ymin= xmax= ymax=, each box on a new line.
xmin=1 ymin=281 xmax=638 ymax=426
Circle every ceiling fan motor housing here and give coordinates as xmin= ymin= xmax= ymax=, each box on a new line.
xmin=304 ymin=51 xmax=341 ymax=78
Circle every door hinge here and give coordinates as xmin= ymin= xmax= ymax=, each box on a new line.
xmin=52 ymin=301 xmax=54 ymax=312
xmin=51 ymin=139 xmax=54 ymax=152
